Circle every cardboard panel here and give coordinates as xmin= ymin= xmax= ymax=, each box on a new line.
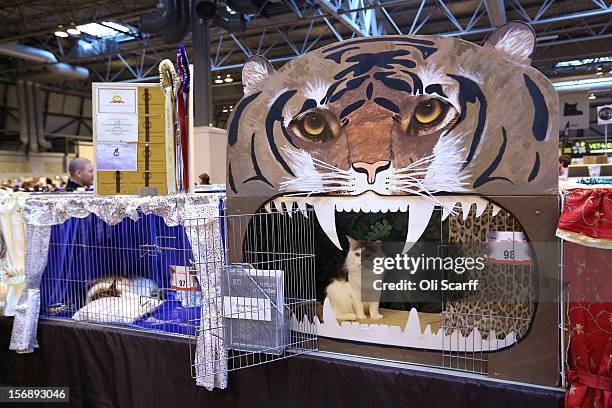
xmin=138 ymin=115 xmax=166 ymax=143
xmin=138 ymin=87 xmax=164 ymax=106
xmin=224 ymin=21 xmax=561 ymax=387
xmin=137 ymin=142 xmax=167 ymax=172
xmin=97 ymin=171 xmax=167 ymax=195
xmin=93 ymin=83 xmax=170 ymax=196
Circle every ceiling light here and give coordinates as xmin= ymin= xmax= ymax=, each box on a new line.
xmin=101 ymin=21 xmax=131 ymax=33
xmin=588 ymin=93 xmax=596 ymax=100
xmin=77 ymin=22 xmax=121 ymax=38
xmin=555 ymin=56 xmax=612 ymax=68
xmin=66 ymin=23 xmax=80 ymax=36
xmin=214 ymin=75 xmax=224 ymax=84
xmin=535 ymin=34 xmax=558 ymax=42
xmin=553 ymin=76 xmax=612 ymax=92
xmin=222 ymin=107 xmax=229 ymax=113
xmin=224 ymin=74 xmax=234 ymax=83
xmin=54 ymin=25 xmax=68 ymax=38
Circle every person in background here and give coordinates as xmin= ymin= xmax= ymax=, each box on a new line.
xmin=559 ymin=155 xmax=572 ymax=179
xmin=65 ymin=158 xmax=94 ymax=192
xmin=198 ymin=173 xmax=211 ymax=185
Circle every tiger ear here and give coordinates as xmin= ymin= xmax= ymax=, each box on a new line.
xmin=483 ymin=21 xmax=536 ymax=65
xmin=242 ymin=55 xmax=276 ymax=96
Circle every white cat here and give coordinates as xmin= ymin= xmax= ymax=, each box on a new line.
xmin=85 ymin=276 xmax=158 ymax=303
xmin=326 ymin=237 xmax=384 ymax=321
xmin=75 ymin=276 xmax=161 ymax=324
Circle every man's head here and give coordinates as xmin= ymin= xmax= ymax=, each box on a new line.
xmin=199 ymin=173 xmax=211 ymax=185
xmin=69 ymin=157 xmax=94 ymax=187
xmin=558 ymin=155 xmax=572 ymax=173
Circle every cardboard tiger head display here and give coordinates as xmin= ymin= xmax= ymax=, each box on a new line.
xmin=226 ymin=21 xmax=560 ymax=383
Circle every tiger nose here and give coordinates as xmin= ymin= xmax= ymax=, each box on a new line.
xmin=352 ymin=161 xmax=391 ymax=184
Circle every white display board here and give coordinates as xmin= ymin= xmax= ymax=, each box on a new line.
xmin=191 ymin=126 xmax=228 ymax=186
xmin=597 ymin=104 xmax=612 ymax=125
xmin=92 ymin=83 xmax=140 ymax=174
xmin=559 ymin=92 xmax=590 ymax=130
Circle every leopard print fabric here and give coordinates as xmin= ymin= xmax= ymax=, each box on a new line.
xmin=443 ymin=203 xmax=534 ymax=341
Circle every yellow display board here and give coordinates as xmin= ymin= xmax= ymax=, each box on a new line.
xmin=92 ymin=83 xmax=168 ymax=196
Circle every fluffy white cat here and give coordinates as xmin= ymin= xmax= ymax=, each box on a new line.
xmin=326 ymin=237 xmax=384 ymax=321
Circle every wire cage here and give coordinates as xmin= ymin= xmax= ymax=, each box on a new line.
xmin=35 ymin=197 xmax=317 ymax=379
xmin=39 ymin=211 xmax=199 ymax=336
xmin=287 ymin=198 xmax=540 ymax=378
xmin=189 ymin=206 xmax=317 ymax=379
xmin=438 ymin=203 xmax=536 ymax=375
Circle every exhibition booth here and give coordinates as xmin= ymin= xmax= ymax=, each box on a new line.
xmin=1 ymin=21 xmax=610 ymax=407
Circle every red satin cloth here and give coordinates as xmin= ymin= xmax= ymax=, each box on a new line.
xmin=560 ymin=189 xmax=612 ymax=408
xmin=558 ymin=189 xmax=612 ymax=240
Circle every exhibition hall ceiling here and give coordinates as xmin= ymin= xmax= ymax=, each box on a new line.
xmin=0 ymin=1 xmax=610 ymax=107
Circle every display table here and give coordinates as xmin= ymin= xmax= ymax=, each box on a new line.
xmin=8 ymin=193 xmax=227 ymax=390
xmin=0 ymin=317 xmax=563 ymax=408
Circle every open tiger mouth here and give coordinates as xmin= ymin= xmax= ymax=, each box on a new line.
xmin=262 ymin=192 xmax=501 ymax=252
xmin=252 ymin=192 xmax=535 ymax=352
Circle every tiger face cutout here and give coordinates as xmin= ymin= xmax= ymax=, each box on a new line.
xmin=227 ymin=21 xmax=558 ymax=251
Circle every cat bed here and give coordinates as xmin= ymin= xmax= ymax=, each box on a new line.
xmin=72 ymin=294 xmax=163 ymax=324
xmin=134 ymin=300 xmax=201 ymax=335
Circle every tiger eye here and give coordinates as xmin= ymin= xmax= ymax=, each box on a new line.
xmin=415 ymin=99 xmax=443 ymax=124
xmin=302 ymin=112 xmax=326 ymax=136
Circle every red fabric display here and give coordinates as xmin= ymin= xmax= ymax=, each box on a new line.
xmin=559 ymin=189 xmax=612 ymax=408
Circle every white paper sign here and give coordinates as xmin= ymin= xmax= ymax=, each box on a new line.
xmin=223 ymin=296 xmax=272 ymax=321
xmin=559 ymin=92 xmax=590 ymax=131
xmin=485 ymin=231 xmax=531 ymax=265
xmin=97 ymin=87 xmax=137 ymax=114
xmin=96 ymin=142 xmax=137 ymax=171
xmin=597 ymin=104 xmax=612 ymax=125
xmin=95 ymin=113 xmax=138 ymax=142
xmin=171 ymin=266 xmax=197 ymax=291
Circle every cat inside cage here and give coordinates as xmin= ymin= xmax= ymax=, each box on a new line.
xmin=39 ymin=212 xmax=205 ymax=335
xmin=243 ymin=200 xmax=536 ymax=362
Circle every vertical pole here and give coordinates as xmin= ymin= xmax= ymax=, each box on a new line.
xmin=192 ymin=13 xmax=214 ymax=127
xmin=63 ymin=138 xmax=68 ymax=173
xmin=606 ymin=124 xmax=609 ymax=158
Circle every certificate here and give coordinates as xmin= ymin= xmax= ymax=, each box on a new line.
xmin=96 ymin=142 xmax=137 ymax=171
xmin=96 ymin=113 xmax=138 ymax=142
xmin=97 ymin=87 xmax=137 ymax=114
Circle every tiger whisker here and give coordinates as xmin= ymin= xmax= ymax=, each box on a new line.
xmin=311 ymin=160 xmax=351 ymax=174
xmin=293 ymin=184 xmax=356 ymax=197
xmin=281 ymin=146 xmax=351 ymax=175
xmin=280 ymin=176 xmax=355 ymax=192
xmin=394 ymin=166 xmax=431 ymax=173
xmin=403 ymin=155 xmax=436 ymax=167
xmin=389 ymin=172 xmax=429 ymax=179
xmin=386 ymin=186 xmax=443 ymax=205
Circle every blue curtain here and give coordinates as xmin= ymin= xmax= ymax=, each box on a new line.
xmin=39 ymin=213 xmax=195 ymax=333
